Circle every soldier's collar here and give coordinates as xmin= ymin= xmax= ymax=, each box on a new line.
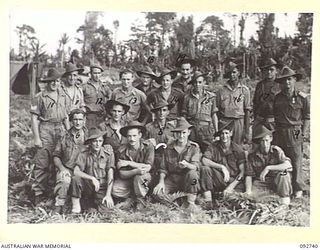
xmin=224 ymin=81 xmax=242 ymax=90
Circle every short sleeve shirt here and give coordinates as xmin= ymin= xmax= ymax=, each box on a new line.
xmin=203 ymin=141 xmax=246 ymax=178
xmin=246 ymin=145 xmax=291 ymax=177
xmin=216 ymin=81 xmax=251 ymax=118
xmin=159 ymin=140 xmax=200 ymax=176
xmin=145 ymin=121 xmax=175 ymax=144
xmin=76 ymin=145 xmax=115 ymax=181
xmin=82 ymin=79 xmax=112 ymax=113
xmin=111 ymin=87 xmax=147 ymax=122
xmin=30 ymin=88 xmax=69 ymax=122
xmin=52 ymin=127 xmax=87 ymax=170
xmin=274 ymin=90 xmax=310 ymax=126
xmin=182 ymin=89 xmax=218 ymax=124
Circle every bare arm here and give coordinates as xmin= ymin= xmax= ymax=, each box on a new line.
xmin=31 ymin=114 xmax=42 ymax=147
xmin=53 ymin=156 xmax=68 ymax=172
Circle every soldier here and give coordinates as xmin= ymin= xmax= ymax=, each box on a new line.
xmin=71 ymin=127 xmax=115 ymax=213
xmin=82 ymin=63 xmax=112 ymax=129
xmin=200 ymin=120 xmax=246 ymax=210
xmin=147 ymin=69 xmax=184 ymax=121
xmin=153 ymin=117 xmax=201 ymax=210
xmin=52 ymin=109 xmax=87 ymax=214
xmin=173 ymin=56 xmax=197 ymax=93
xmin=98 ymin=100 xmax=130 ymax=151
xmin=135 ymin=66 xmax=158 ymax=95
xmin=182 ymin=71 xmax=218 ymax=152
xmin=61 ymin=63 xmax=85 ymax=114
xmin=253 ymin=58 xmax=280 ymax=131
xmin=273 ymin=66 xmax=310 ymax=198
xmin=30 ymin=68 xmax=70 ymax=205
xmin=112 ymin=121 xmax=154 ymax=208
xmin=245 ymin=125 xmax=293 ymax=205
xmin=216 ymin=62 xmax=251 ymax=145
xmin=111 ymin=69 xmax=149 ymax=124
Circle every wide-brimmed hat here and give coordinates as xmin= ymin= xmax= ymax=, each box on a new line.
xmin=175 ymin=55 xmax=198 ymax=67
xmin=90 ymin=63 xmax=104 ymax=72
xmin=120 ymin=121 xmax=146 ymax=137
xmin=252 ymin=125 xmax=274 ymax=141
xmin=275 ymin=66 xmax=303 ymax=83
xmin=215 ymin=119 xmax=234 ymax=137
xmin=136 ymin=66 xmax=157 ymax=78
xmin=259 ymin=58 xmax=279 ymax=70
xmin=171 ymin=117 xmax=193 ymax=132
xmin=150 ymin=99 xmax=174 ymax=112
xmin=105 ymin=100 xmax=130 ymax=114
xmin=41 ymin=68 xmax=62 ymax=82
xmin=223 ymin=62 xmax=243 ymax=79
xmin=68 ymin=108 xmax=86 ymax=121
xmin=155 ymin=69 xmax=177 ymax=84
xmin=85 ymin=127 xmax=106 ymax=144
xmin=189 ymin=71 xmax=208 ymax=85
xmin=62 ymin=63 xmax=84 ymax=77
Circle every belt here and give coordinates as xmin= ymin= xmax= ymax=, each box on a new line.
xmin=256 ymin=116 xmax=275 ymax=122
xmin=276 ymin=123 xmax=302 ymax=129
xmin=40 ymin=119 xmax=64 ymax=124
xmin=198 ymin=120 xmax=212 ymax=126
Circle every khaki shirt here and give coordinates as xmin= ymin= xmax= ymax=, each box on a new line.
xmin=98 ymin=120 xmax=128 ymax=151
xmin=216 ymin=81 xmax=251 ymax=119
xmin=61 ymin=84 xmax=85 ymax=114
xmin=145 ymin=121 xmax=175 ymax=144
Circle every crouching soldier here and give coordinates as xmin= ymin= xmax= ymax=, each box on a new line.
xmin=245 ymin=125 xmax=293 ymax=205
xmin=52 ymin=109 xmax=87 ymax=214
xmin=71 ymin=127 xmax=115 ymax=213
xmin=112 ymin=121 xmax=154 ymax=208
xmin=153 ymin=117 xmax=201 ymax=209
xmin=200 ymin=120 xmax=246 ymax=210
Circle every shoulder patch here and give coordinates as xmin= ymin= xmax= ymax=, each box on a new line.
xmin=103 ymin=144 xmax=114 ymax=154
xmin=298 ymin=91 xmax=308 ymax=98
xmin=189 ymin=141 xmax=200 ymax=147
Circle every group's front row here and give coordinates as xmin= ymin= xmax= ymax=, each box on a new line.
xmin=49 ymin=107 xmax=293 ymax=215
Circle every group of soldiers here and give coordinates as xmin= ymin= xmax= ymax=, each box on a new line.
xmin=29 ymin=55 xmax=310 ymax=214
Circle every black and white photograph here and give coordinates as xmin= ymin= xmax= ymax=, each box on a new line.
xmin=8 ymin=10 xmax=312 ymax=226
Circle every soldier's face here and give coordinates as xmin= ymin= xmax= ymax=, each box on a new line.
xmin=91 ymin=68 xmax=102 ymax=81
xmin=121 ymin=73 xmax=134 ymax=89
xmin=161 ymin=74 xmax=173 ymax=90
xmin=72 ymin=113 xmax=85 ymax=130
xmin=91 ymin=136 xmax=104 ymax=152
xmin=230 ymin=68 xmax=240 ymax=82
xmin=111 ymin=104 xmax=125 ymax=121
xmin=141 ymin=74 xmax=152 ymax=86
xmin=174 ymin=128 xmax=191 ymax=143
xmin=155 ymin=106 xmax=169 ymax=120
xmin=180 ymin=63 xmax=192 ymax=79
xmin=47 ymin=79 xmax=60 ymax=91
xmin=280 ymin=76 xmax=296 ymax=94
xmin=220 ymin=129 xmax=232 ymax=143
xmin=66 ymin=72 xmax=78 ymax=86
xmin=265 ymin=66 xmax=277 ymax=80
xmin=127 ymin=128 xmax=142 ymax=146
xmin=194 ymin=76 xmax=205 ymax=92
xmin=259 ymin=135 xmax=273 ymax=153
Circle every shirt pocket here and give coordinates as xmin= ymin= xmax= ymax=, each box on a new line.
xmin=287 ymin=102 xmax=303 ymax=121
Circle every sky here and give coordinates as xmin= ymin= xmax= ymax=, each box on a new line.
xmin=9 ymin=10 xmax=299 ymax=55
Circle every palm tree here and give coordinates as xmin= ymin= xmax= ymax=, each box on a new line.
xmin=59 ymin=33 xmax=70 ymax=67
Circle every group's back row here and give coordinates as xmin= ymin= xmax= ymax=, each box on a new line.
xmin=29 ymin=56 xmax=310 ymax=214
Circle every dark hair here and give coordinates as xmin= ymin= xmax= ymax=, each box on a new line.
xmin=69 ymin=109 xmax=86 ymax=121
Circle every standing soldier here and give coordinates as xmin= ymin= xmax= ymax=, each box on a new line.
xmin=153 ymin=117 xmax=201 ymax=210
xmin=147 ymin=69 xmax=184 ymax=122
xmin=52 ymin=109 xmax=87 ymax=214
xmin=253 ymin=58 xmax=280 ymax=131
xmin=111 ymin=69 xmax=149 ymax=124
xmin=135 ymin=66 xmax=158 ymax=95
xmin=82 ymin=64 xmax=112 ymax=129
xmin=98 ymin=100 xmax=130 ymax=151
xmin=61 ymin=63 xmax=85 ymax=114
xmin=173 ymin=56 xmax=197 ymax=93
xmin=182 ymin=71 xmax=218 ymax=152
xmin=112 ymin=121 xmax=154 ymax=208
xmin=273 ymin=66 xmax=310 ymax=198
xmin=216 ymin=62 xmax=251 ymax=145
xmin=30 ymin=68 xmax=70 ymax=205
xmin=71 ymin=127 xmax=115 ymax=213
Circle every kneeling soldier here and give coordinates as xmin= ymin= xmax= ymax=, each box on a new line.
xmin=200 ymin=120 xmax=246 ymax=210
xmin=112 ymin=121 xmax=154 ymax=208
xmin=71 ymin=127 xmax=115 ymax=213
xmin=153 ymin=117 xmax=201 ymax=209
xmin=245 ymin=125 xmax=293 ymax=205
xmin=52 ymin=109 xmax=87 ymax=214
